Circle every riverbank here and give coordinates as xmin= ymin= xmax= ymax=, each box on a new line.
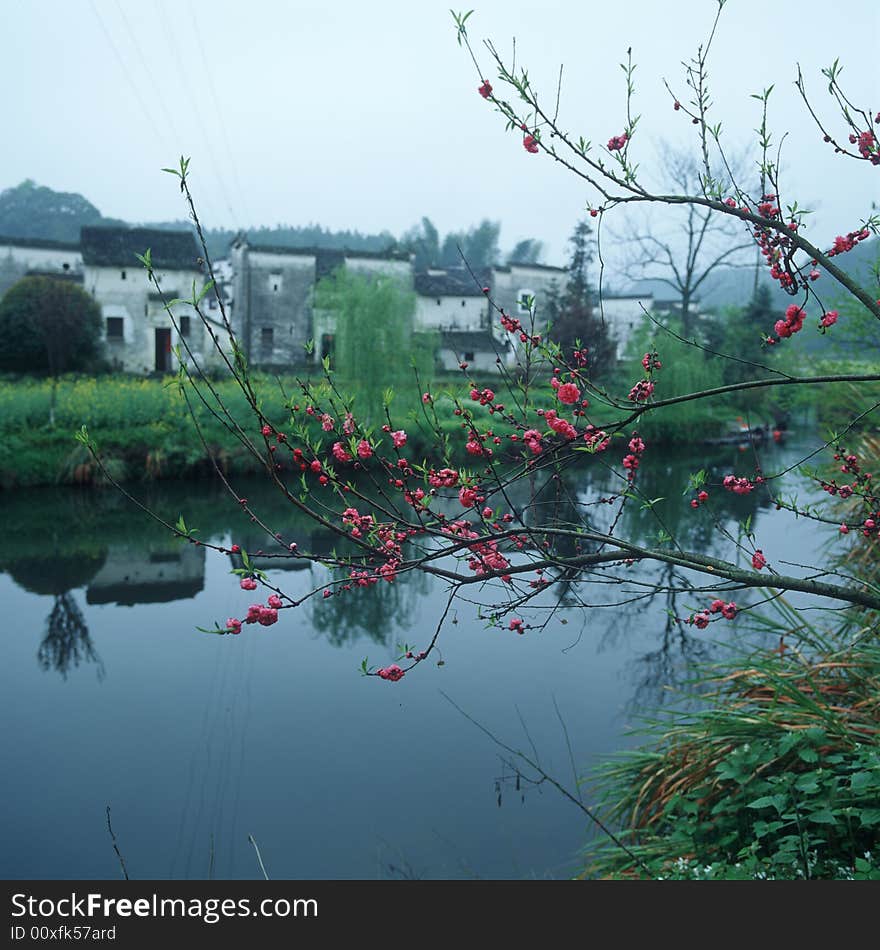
xmin=0 ymin=371 xmax=804 ymax=488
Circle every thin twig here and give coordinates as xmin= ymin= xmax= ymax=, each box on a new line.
xmin=106 ymin=805 xmax=129 ymax=881
xmin=248 ymin=833 xmax=270 ymax=880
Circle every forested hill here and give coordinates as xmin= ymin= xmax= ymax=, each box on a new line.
xmin=0 ymin=181 xmax=398 ymax=260
xmin=0 ymin=180 xmax=127 ymax=242
xmin=0 ymin=181 xmax=526 ymax=271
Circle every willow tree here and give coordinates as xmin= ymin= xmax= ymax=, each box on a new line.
xmin=313 ymin=268 xmax=431 ymax=424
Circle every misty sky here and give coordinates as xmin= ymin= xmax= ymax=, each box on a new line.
xmin=4 ymin=0 xmax=878 ymax=269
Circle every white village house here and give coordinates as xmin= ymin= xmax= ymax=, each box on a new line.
xmin=1 ymin=227 xmax=667 ymax=374
xmin=0 ymin=235 xmax=83 ymax=297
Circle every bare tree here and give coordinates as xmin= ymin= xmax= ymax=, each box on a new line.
xmin=618 ymin=142 xmax=756 ymax=336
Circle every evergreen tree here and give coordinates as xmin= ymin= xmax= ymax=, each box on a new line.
xmin=546 ymin=221 xmax=616 ymax=379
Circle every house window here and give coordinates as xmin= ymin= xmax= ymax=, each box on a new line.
xmin=62 ymin=262 xmax=70 ymax=272
xmin=463 ymin=351 xmax=475 ymax=362
xmin=461 ymin=299 xmax=466 ymax=307
xmin=179 ymin=315 xmax=191 ymax=337
xmin=269 ymin=273 xmax=282 ymax=293
xmin=517 ymin=288 xmax=535 ymax=315
xmin=106 ymin=317 xmax=124 ymax=340
xmin=120 ymin=270 xmax=127 ymax=280
xmin=261 ymin=326 xmax=274 ymax=349
xmin=436 ymin=298 xmax=441 ymax=306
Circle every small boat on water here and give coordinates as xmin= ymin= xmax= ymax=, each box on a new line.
xmin=703 ymin=416 xmax=786 ymax=446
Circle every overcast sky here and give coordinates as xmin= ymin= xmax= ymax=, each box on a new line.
xmin=4 ymin=0 xmax=878 ymax=268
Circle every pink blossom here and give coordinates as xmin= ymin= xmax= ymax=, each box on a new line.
xmin=459 ymin=485 xmax=479 ymax=508
xmin=478 ymin=80 xmax=493 ymax=98
xmin=227 ymin=618 xmax=242 ymax=635
xmin=378 ymin=664 xmax=405 ymax=682
xmin=240 ymin=576 xmax=257 ymax=591
xmin=429 ymin=468 xmax=460 ymax=488
xmin=391 ymin=429 xmax=407 ymax=448
xmin=332 ymin=441 xmax=352 ymax=463
xmin=628 ymin=379 xmax=655 ymax=402
xmin=556 ymin=382 xmax=581 ymax=405
xmin=356 ymin=439 xmax=373 ymax=460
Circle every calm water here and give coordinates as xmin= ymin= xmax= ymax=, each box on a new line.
xmin=0 ymin=437 xmax=830 ymax=879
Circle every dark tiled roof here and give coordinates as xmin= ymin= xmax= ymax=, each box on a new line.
xmin=414 ymin=269 xmax=489 ymax=297
xmin=243 ymin=243 xmax=316 ymax=257
xmin=236 ymin=238 xmax=410 ymax=263
xmin=25 ymin=270 xmax=83 ymax=283
xmin=494 ymin=262 xmax=566 ymax=274
xmin=315 ymin=248 xmax=346 ymax=280
xmin=81 ymin=226 xmax=199 ymax=269
xmin=0 ymin=234 xmax=80 ymax=251
xmin=440 ymin=330 xmax=510 ymax=351
xmin=86 ymin=578 xmax=203 ymax=605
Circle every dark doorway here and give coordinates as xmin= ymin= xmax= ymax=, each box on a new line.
xmin=155 ymin=328 xmax=172 ymax=372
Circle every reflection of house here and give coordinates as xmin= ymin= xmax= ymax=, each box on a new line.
xmin=81 ymin=226 xmax=204 ymax=374
xmin=86 ymin=542 xmax=205 ymax=605
xmin=0 ymin=235 xmax=83 ymax=297
xmin=229 ymin=538 xmax=309 ymax=573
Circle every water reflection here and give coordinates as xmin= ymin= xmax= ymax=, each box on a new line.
xmin=3 ymin=549 xmax=107 ymax=681
xmin=309 ymin=569 xmax=431 ymax=647
xmin=0 ymin=439 xmax=834 ymax=879
xmin=86 ymin=542 xmax=205 ymax=605
xmin=1 ymin=437 xmax=800 ymax=685
xmin=37 ymin=592 xmax=105 ymax=681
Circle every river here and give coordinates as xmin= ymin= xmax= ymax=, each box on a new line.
xmin=0 ymin=436 xmax=831 ymax=879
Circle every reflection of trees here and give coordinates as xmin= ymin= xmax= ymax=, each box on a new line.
xmin=615 ymin=565 xmax=714 ymax=711
xmin=6 ymin=551 xmax=106 ymax=596
xmin=37 ymin=592 xmax=105 ymax=680
xmin=5 ymin=551 xmax=106 ymax=680
xmin=309 ymin=569 xmax=431 ymax=647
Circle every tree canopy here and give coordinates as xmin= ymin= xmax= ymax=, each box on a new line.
xmin=0 ymin=180 xmax=107 ymax=243
xmin=0 ymin=276 xmax=103 ymax=375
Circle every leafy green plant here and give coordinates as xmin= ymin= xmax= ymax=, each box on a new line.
xmin=582 ymin=609 xmax=880 ymax=879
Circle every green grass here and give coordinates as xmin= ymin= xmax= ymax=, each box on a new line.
xmin=0 ymin=362 xmax=796 ymax=488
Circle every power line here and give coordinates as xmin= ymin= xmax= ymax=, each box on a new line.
xmin=156 ymin=0 xmax=241 ymax=231
xmin=187 ymin=0 xmax=254 ymax=229
xmin=112 ymin=0 xmax=186 ymax=150
xmin=88 ymin=0 xmax=175 ymax=157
